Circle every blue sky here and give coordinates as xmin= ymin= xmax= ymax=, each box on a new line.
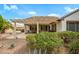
xmin=0 ymin=4 xmax=79 ymax=21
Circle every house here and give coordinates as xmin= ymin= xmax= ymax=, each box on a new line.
xmin=58 ymin=8 xmax=79 ymax=32
xmin=13 ymin=9 xmax=79 ymax=33
xmin=13 ymin=16 xmax=58 ymax=33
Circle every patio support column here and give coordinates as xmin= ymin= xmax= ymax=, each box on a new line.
xmin=24 ymin=24 xmax=26 ymax=34
xmin=49 ymin=24 xmax=52 ymax=31
xmin=47 ymin=25 xmax=49 ymax=32
xmin=14 ymin=22 xmax=16 ymax=39
xmin=37 ymin=22 xmax=39 ymax=34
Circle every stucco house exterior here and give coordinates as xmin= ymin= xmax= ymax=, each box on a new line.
xmin=13 ymin=9 xmax=79 ymax=33
xmin=57 ymin=9 xmax=79 ymax=32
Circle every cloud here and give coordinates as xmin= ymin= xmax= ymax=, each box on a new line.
xmin=3 ymin=4 xmax=18 ymax=11
xmin=48 ymin=13 xmax=60 ymax=17
xmin=17 ymin=11 xmax=27 ymax=16
xmin=28 ymin=11 xmax=37 ymax=15
xmin=10 ymin=5 xmax=18 ymax=10
xmin=64 ymin=7 xmax=78 ymax=12
xmin=17 ymin=11 xmax=37 ymax=17
xmin=4 ymin=4 xmax=10 ymax=10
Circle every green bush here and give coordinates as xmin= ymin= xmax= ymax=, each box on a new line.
xmin=26 ymin=31 xmax=79 ymax=54
xmin=26 ymin=32 xmax=64 ymax=53
xmin=69 ymin=39 xmax=79 ymax=54
xmin=58 ymin=31 xmax=79 ymax=44
xmin=69 ymin=40 xmax=79 ymax=54
xmin=26 ymin=34 xmax=37 ymax=48
xmin=59 ymin=31 xmax=79 ymax=54
xmin=58 ymin=31 xmax=78 ymax=39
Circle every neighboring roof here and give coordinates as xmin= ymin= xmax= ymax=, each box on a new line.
xmin=61 ymin=8 xmax=79 ymax=20
xmin=12 ymin=19 xmax=24 ymax=23
xmin=13 ymin=16 xmax=59 ymax=24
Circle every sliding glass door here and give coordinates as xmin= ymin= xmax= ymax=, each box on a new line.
xmin=67 ymin=21 xmax=79 ymax=32
xmin=76 ymin=22 xmax=79 ymax=32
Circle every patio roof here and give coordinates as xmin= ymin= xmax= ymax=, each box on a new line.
xmin=13 ymin=16 xmax=59 ymax=25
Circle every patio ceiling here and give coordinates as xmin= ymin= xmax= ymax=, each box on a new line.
xmin=13 ymin=16 xmax=59 ymax=25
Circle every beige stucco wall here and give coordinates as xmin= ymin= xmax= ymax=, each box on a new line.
xmin=61 ymin=20 xmax=66 ymax=31
xmin=25 ymin=25 xmax=30 ymax=31
xmin=56 ymin=20 xmax=66 ymax=32
xmin=56 ymin=21 xmax=62 ymax=32
xmin=57 ymin=11 xmax=79 ymax=32
xmin=65 ymin=11 xmax=79 ymax=21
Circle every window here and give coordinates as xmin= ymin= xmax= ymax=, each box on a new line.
xmin=67 ymin=21 xmax=79 ymax=32
xmin=76 ymin=22 xmax=79 ymax=32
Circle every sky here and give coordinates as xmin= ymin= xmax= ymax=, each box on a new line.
xmin=0 ymin=4 xmax=79 ymax=21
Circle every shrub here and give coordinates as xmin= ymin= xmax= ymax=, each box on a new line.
xmin=69 ymin=39 xmax=79 ymax=54
xmin=26 ymin=34 xmax=37 ymax=48
xmin=58 ymin=31 xmax=79 ymax=44
xmin=26 ymin=32 xmax=64 ymax=53
xmin=26 ymin=31 xmax=79 ymax=54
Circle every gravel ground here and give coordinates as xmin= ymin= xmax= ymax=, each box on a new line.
xmin=0 ymin=33 xmax=28 ymax=54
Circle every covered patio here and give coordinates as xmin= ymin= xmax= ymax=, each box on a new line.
xmin=13 ymin=16 xmax=59 ymax=34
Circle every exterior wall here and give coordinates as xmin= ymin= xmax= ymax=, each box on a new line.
xmin=61 ymin=20 xmax=66 ymax=31
xmin=14 ymin=23 xmax=24 ymax=27
xmin=64 ymin=11 xmax=79 ymax=21
xmin=56 ymin=21 xmax=62 ymax=32
xmin=12 ymin=22 xmax=24 ymax=31
xmin=60 ymin=11 xmax=79 ymax=31
xmin=56 ymin=20 xmax=66 ymax=32
xmin=26 ymin=25 xmax=30 ymax=31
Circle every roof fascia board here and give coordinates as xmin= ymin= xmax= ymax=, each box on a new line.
xmin=60 ymin=8 xmax=79 ymax=20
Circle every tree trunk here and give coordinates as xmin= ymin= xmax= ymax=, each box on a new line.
xmin=29 ymin=48 xmax=31 ymax=54
xmin=44 ymin=49 xmax=47 ymax=54
xmin=39 ymin=48 xmax=41 ymax=54
xmin=33 ymin=48 xmax=37 ymax=54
